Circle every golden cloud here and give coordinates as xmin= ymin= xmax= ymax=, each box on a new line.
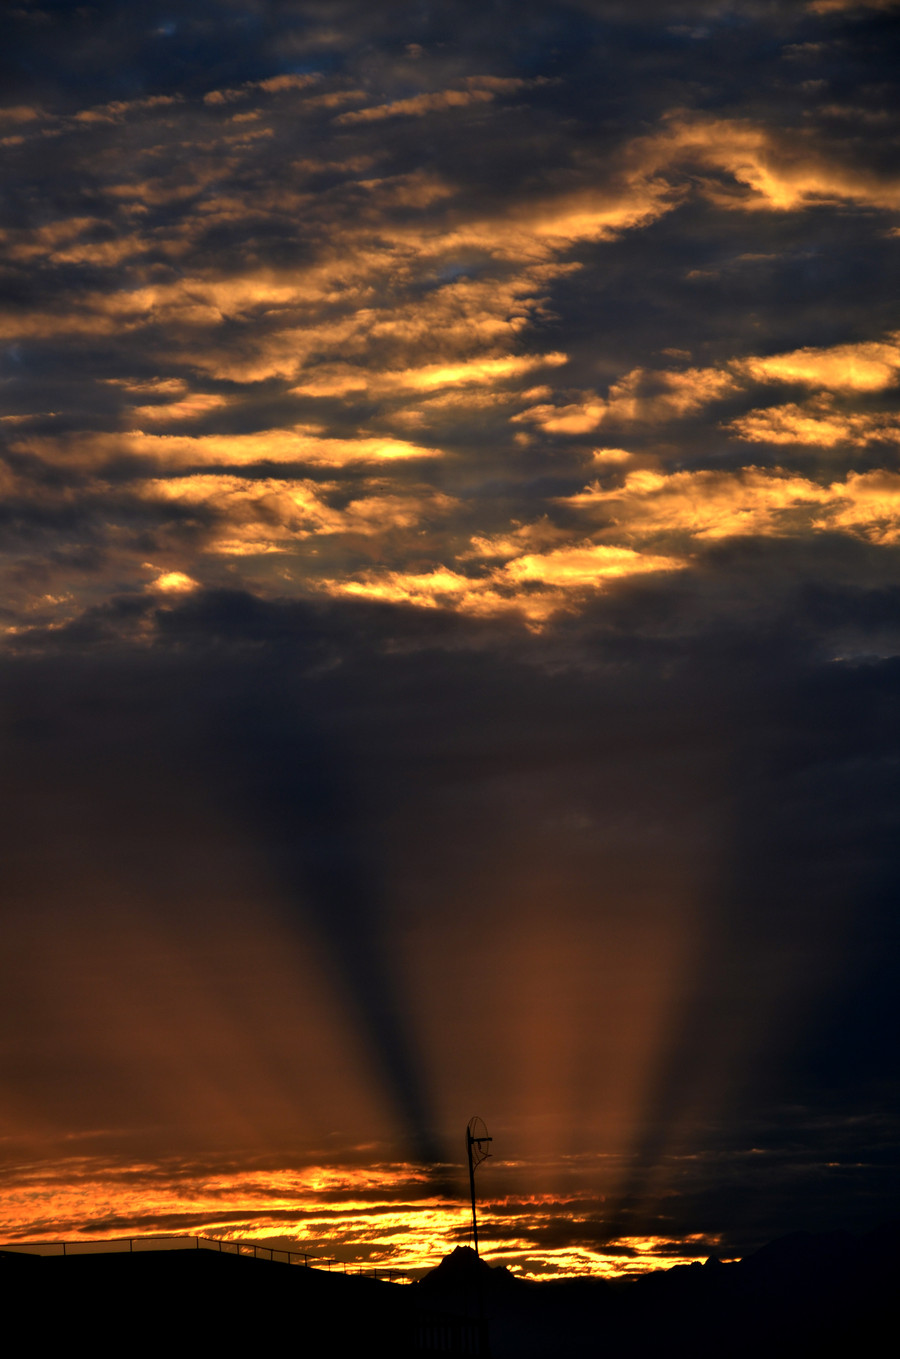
xmin=592 ymin=448 xmax=633 ymax=464
xmin=292 ymin=353 xmax=567 ymax=400
xmin=9 ymin=428 xmax=444 ymax=477
xmin=0 ymin=265 xmax=307 ymax=341
xmin=256 ymin=74 xmax=323 ymax=95
xmin=513 ymin=395 xmax=607 ymax=434
xmin=0 ymin=105 xmax=42 ymax=125
xmin=564 ymin=467 xmax=834 ymax=540
xmin=463 ymin=518 xmax=571 ymax=560
xmin=316 ymin=465 xmax=900 ymax=628
xmin=335 ymin=87 xmax=497 ymax=125
xmin=738 ymin=334 xmax=900 ymax=391
xmin=335 ymin=76 xmax=542 ymax=126
xmin=513 ymin=366 xmax=738 ymax=433
xmin=442 ymin=176 xmax=676 ymax=262
xmin=172 ymin=261 xmax=570 ymax=384
xmin=390 ymin=388 xmax=526 ymax=428
xmin=0 ymin=99 xmax=685 ymax=393
xmin=564 ymin=465 xmax=900 ymax=546
xmin=818 ymin=470 xmax=900 ymax=543
xmin=202 ymin=73 xmax=322 ymax=105
xmin=128 ymin=429 xmax=443 ymax=467
xmin=637 ymin=112 xmax=900 ymax=212
xmin=10 ymin=75 xmax=900 ymax=641
xmin=0 ymin=216 xmax=148 ymax=268
xmin=130 ymin=393 xmax=228 ymax=424
xmin=607 ymin=366 xmax=739 ymax=421
xmin=323 ymin=541 xmax=683 ymax=624
xmin=808 ymin=0 xmax=900 ymax=11
xmin=72 ymin=93 xmax=183 ymax=125
xmin=729 ymin=397 xmax=900 ymax=447
xmin=148 ymin=570 xmax=199 ymax=593
xmin=142 ymin=474 xmax=456 ymax=554
xmin=509 ymin=336 xmax=900 ymax=447
xmin=502 ymin=541 xmax=683 ymax=587
xmin=9 ymin=95 xmax=894 ymax=388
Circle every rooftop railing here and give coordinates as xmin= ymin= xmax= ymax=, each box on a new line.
xmin=0 ymin=1234 xmax=405 ymax=1281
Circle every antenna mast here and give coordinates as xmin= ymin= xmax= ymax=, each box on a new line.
xmin=465 ymin=1116 xmax=492 ymax=1258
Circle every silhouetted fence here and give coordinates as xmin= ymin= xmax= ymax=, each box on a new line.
xmin=0 ymin=1233 xmax=404 ymax=1280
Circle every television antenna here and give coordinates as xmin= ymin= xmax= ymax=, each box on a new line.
xmin=466 ymin=1116 xmax=492 ymax=1258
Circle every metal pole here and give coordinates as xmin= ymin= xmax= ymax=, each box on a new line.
xmin=467 ymin=1128 xmax=479 ymax=1258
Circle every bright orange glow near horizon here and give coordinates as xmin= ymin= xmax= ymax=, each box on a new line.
xmin=0 ymin=1157 xmax=724 ymax=1279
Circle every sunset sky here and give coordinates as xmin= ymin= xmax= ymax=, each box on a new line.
xmin=2 ymin=0 xmax=899 ymax=1278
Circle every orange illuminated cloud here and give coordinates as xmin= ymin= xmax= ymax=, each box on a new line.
xmin=0 ymin=107 xmax=682 ymax=391
xmin=592 ymin=448 xmax=633 ymax=464
xmin=730 ymin=398 xmax=900 ymax=447
xmin=808 ymin=0 xmax=900 ymax=11
xmin=0 ymin=1151 xmax=722 ymax=1280
xmin=633 ymin=112 xmax=900 ymax=213
xmin=7 ymin=428 xmax=444 ymax=476
xmin=565 ymin=467 xmax=833 ymax=540
xmin=2 ymin=217 xmax=111 ymax=263
xmin=147 ymin=570 xmax=199 ymax=593
xmin=512 ymin=338 xmax=900 ymax=444
xmin=130 ymin=429 xmax=443 ymax=467
xmin=513 ymin=366 xmax=737 ymax=433
xmin=606 ymin=366 xmax=739 ymax=422
xmin=163 ymin=263 xmax=570 ymax=385
xmin=72 ymin=94 xmax=183 ymax=126
xmin=291 ymin=353 xmax=567 ymax=399
xmin=203 ymin=73 xmax=322 ymax=104
xmin=324 ymin=542 xmax=683 ymax=624
xmin=0 ymin=104 xmax=42 ymax=126
xmin=0 ymin=267 xmax=314 ymax=342
xmin=141 ymin=475 xmax=456 ymax=555
xmin=501 ymin=541 xmax=682 ymax=588
xmin=336 ymin=87 xmax=497 ymax=124
xmin=462 ymin=518 xmax=569 ymax=561
xmin=738 ymin=334 xmax=900 ymax=391
xmin=7 ymin=59 xmax=900 ymax=641
xmin=442 ymin=177 xmax=676 ymax=261
xmin=130 ymin=393 xmax=228 ymax=424
xmin=820 ymin=470 xmax=900 ymax=543
xmin=23 ymin=428 xmax=443 ymax=469
xmin=563 ymin=466 xmax=900 ymax=546
xmin=514 ymin=395 xmax=607 ymax=435
xmin=335 ymin=75 xmax=539 ymax=125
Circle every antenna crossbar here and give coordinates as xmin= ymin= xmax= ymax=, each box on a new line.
xmin=465 ymin=1117 xmax=492 ymax=1258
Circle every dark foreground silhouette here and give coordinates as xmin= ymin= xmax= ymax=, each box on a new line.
xmin=2 ymin=1225 xmax=897 ymax=1357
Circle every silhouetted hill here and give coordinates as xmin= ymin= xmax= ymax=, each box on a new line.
xmin=2 ymin=1226 xmax=897 ymax=1357
xmin=413 ymin=1225 xmax=900 ymax=1358
xmin=415 ymin=1245 xmax=517 ymax=1303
